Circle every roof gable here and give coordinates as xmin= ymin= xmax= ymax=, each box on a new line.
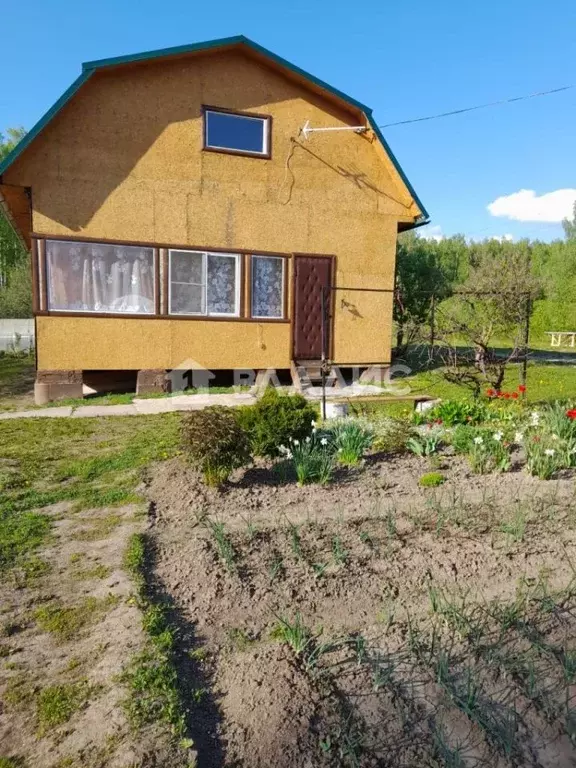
xmin=0 ymin=36 xmax=428 ymax=223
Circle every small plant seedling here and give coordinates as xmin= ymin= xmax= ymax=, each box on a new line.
xmin=332 ymin=536 xmax=348 ymax=566
xmin=270 ymin=613 xmax=311 ymax=656
xmin=268 ymin=554 xmax=284 ymax=585
xmin=312 ymin=562 xmax=328 ymax=579
xmin=419 ymin=471 xmax=446 ymax=488
xmin=206 ymin=519 xmax=236 ymax=573
xmin=385 ymin=509 xmax=397 ymax=539
xmin=359 ymin=530 xmax=374 ymax=548
xmin=226 ymin=628 xmax=255 ymax=652
xmin=288 ymin=523 xmax=303 ymax=561
xmin=240 ymin=515 xmax=258 ymax=542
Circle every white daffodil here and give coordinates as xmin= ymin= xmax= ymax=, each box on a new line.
xmin=473 ymin=436 xmax=484 ymax=445
xmin=514 ymin=432 xmax=523 ymax=443
xmin=552 ymin=434 xmax=559 ymax=441
xmin=293 ymin=439 xmax=300 ymax=446
xmin=320 ymin=437 xmax=328 ymax=446
xmin=530 ymin=411 xmax=540 ymax=426
xmin=286 ymin=450 xmax=293 ymax=459
xmin=545 ymin=448 xmax=555 ymax=457
xmin=305 ymin=436 xmax=311 ymax=444
xmin=278 ymin=445 xmax=287 ymax=454
xmin=493 ymin=431 xmax=503 ymax=442
xmin=311 ymin=420 xmax=316 ymax=427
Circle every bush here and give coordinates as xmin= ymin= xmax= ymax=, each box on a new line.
xmin=369 ymin=417 xmax=415 ymax=454
xmin=418 ymin=399 xmax=490 ymax=427
xmin=235 ymin=388 xmax=317 ymax=458
xmin=419 ymin=471 xmax=445 ymax=487
xmin=325 ymin=419 xmax=373 ymax=466
xmin=181 ymin=407 xmax=251 ymax=486
xmin=406 ymin=427 xmax=442 ymax=457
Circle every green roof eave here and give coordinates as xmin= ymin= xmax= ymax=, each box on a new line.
xmin=0 ymin=71 xmax=93 ymax=177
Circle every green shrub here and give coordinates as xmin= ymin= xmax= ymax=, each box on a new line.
xmin=418 ymin=400 xmax=490 ymax=427
xmin=181 ymin=406 xmax=251 ymax=486
xmin=370 ymin=417 xmax=415 ymax=454
xmin=325 ymin=419 xmax=373 ymax=465
xmin=235 ymin=388 xmax=317 ymax=458
xmin=524 ymin=434 xmax=568 ymax=479
xmin=419 ymin=472 xmax=445 ymax=487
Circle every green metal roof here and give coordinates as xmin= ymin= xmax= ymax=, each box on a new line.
xmin=0 ymin=35 xmax=429 ymax=221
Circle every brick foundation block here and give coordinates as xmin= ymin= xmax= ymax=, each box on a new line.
xmin=136 ymin=369 xmax=171 ymax=395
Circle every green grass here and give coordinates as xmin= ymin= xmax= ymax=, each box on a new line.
xmin=121 ymin=534 xmax=188 ymax=738
xmin=36 ymin=681 xmax=92 ymax=732
xmin=0 ymin=414 xmax=180 ymax=576
xmin=0 ymin=757 xmax=26 ymax=768
xmin=35 ymin=596 xmax=119 ymax=641
xmin=419 ymin=471 xmax=446 ymax=487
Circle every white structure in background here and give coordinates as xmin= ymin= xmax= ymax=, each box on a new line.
xmin=0 ymin=319 xmax=35 ymax=352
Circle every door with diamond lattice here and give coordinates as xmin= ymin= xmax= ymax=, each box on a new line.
xmin=292 ymin=255 xmax=333 ymax=360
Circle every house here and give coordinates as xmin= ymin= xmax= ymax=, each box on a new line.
xmin=0 ymin=36 xmax=428 ymax=403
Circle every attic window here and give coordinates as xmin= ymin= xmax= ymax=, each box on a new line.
xmin=203 ymin=107 xmax=271 ymax=158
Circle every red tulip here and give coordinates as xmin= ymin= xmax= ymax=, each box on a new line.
xmin=511 ymin=392 xmax=519 ymax=400
xmin=518 ymin=385 xmax=527 ymax=393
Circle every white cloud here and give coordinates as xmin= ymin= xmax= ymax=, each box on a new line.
xmin=490 ymin=233 xmax=515 ymax=242
xmin=418 ymin=224 xmax=444 ymax=242
xmin=487 ymin=188 xmax=576 ymax=223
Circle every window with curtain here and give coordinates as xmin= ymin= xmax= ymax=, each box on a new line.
xmin=169 ymin=250 xmax=240 ymax=316
xmin=46 ymin=240 xmax=155 ymax=313
xmin=251 ymin=255 xmax=284 ymax=318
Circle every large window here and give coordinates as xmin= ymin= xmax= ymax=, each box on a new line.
xmin=251 ymin=255 xmax=285 ymax=318
xmin=204 ymin=108 xmax=270 ymax=157
xmin=169 ymin=250 xmax=240 ymax=316
xmin=46 ymin=240 xmax=155 ymax=314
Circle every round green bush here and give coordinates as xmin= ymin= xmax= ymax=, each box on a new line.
xmin=418 ymin=471 xmax=446 ymax=487
xmin=234 ymin=388 xmax=317 ymax=458
xmin=181 ymin=406 xmax=251 ymax=486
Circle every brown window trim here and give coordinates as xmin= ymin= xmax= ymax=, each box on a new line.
xmin=33 ymin=234 xmax=291 ymax=322
xmin=201 ymin=104 xmax=272 ymax=160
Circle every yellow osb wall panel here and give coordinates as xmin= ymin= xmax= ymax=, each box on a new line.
xmin=333 ymin=290 xmax=393 ymax=364
xmin=5 ymin=49 xmax=414 ymax=250
xmin=36 ymin=316 xmax=291 ymax=371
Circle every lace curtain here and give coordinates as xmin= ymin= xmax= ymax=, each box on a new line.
xmin=47 ymin=241 xmax=155 ymax=313
xmin=170 ymin=251 xmax=238 ymax=315
xmin=252 ymin=256 xmax=284 ymax=318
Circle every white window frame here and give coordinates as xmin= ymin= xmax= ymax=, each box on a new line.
xmin=168 ymin=249 xmax=241 ymax=317
xmin=251 ymin=255 xmax=285 ymax=319
xmin=204 ymin=109 xmax=269 ymax=156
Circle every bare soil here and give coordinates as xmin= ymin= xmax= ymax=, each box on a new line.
xmin=144 ymin=454 xmax=576 ymax=768
xmin=0 ymin=503 xmax=183 ymax=768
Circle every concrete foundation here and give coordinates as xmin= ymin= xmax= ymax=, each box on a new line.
xmin=136 ymin=369 xmax=171 ymax=395
xmin=34 ymin=370 xmax=83 ymax=405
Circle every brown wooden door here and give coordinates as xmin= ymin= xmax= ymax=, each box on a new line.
xmin=292 ymin=255 xmax=333 ymax=360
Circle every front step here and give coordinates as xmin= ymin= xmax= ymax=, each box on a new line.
xmin=291 ymin=360 xmax=343 ymax=392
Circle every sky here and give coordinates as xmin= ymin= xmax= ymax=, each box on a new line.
xmin=2 ymin=0 xmax=576 ymax=243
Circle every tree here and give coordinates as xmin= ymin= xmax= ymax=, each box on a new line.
xmin=0 ymin=127 xmax=26 ymax=161
xmin=562 ymin=201 xmax=576 ymax=242
xmin=434 ymin=240 xmax=541 ymax=395
xmin=0 ymin=127 xmax=30 ymax=317
xmin=394 ymin=232 xmax=466 ymax=355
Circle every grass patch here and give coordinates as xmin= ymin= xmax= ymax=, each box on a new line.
xmin=121 ymin=534 xmax=188 ymax=738
xmin=0 ymin=509 xmax=51 ymax=573
xmin=71 ymin=563 xmax=112 ymax=581
xmin=36 ymin=681 xmax=92 ymax=732
xmin=35 ymin=595 xmax=119 ymax=642
xmin=0 ymin=758 xmax=26 ymax=768
xmin=72 ymin=514 xmax=124 ymax=542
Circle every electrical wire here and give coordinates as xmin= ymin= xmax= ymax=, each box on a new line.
xmin=378 ymin=85 xmax=574 ymax=128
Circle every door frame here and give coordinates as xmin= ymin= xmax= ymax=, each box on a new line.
xmin=291 ymin=253 xmax=336 ymax=361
